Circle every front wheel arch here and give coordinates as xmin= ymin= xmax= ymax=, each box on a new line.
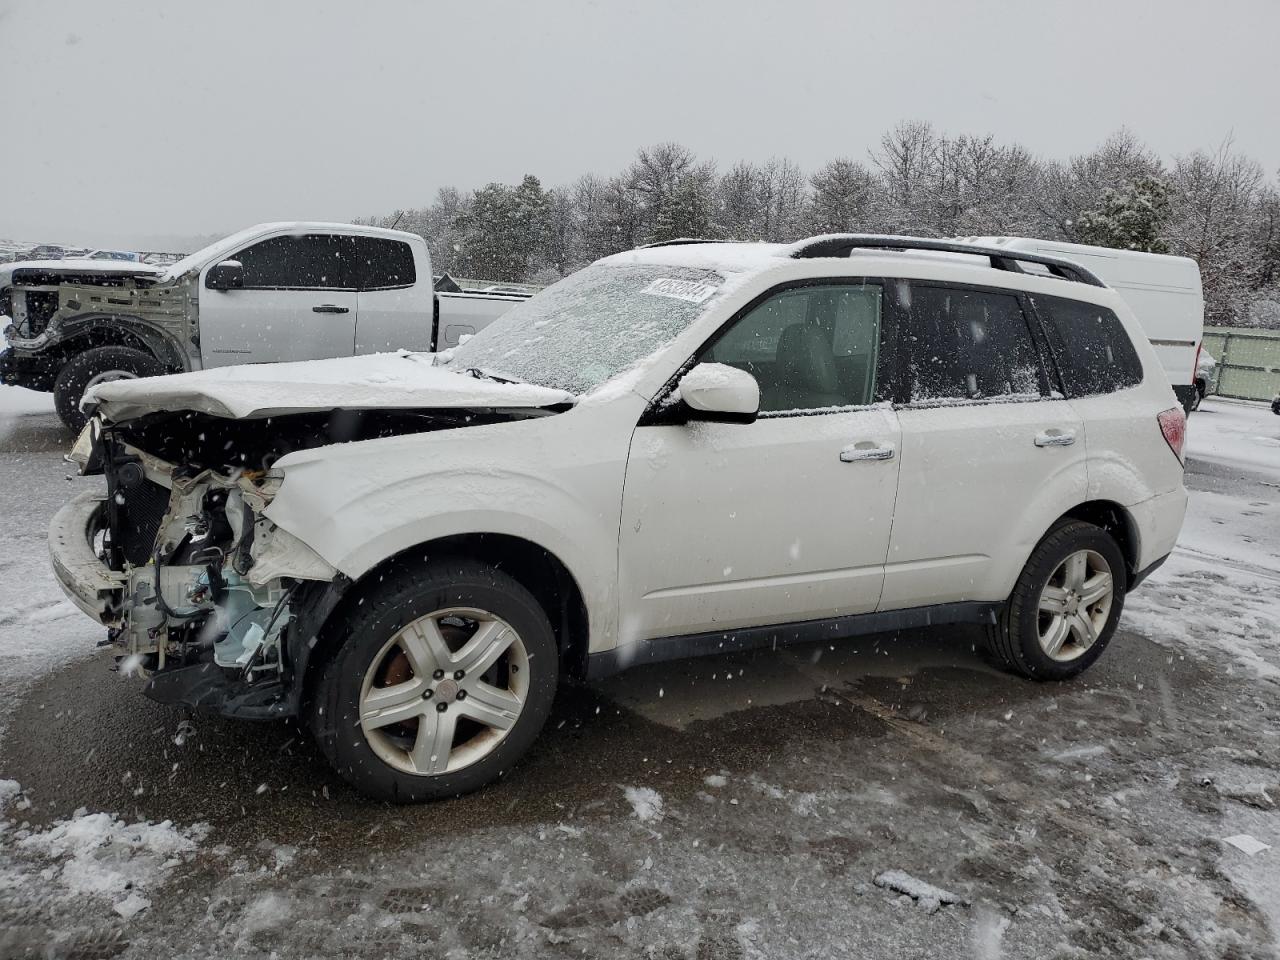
xmin=297 ymin=533 xmax=589 ymax=707
xmin=306 ymin=555 xmax=560 ymax=801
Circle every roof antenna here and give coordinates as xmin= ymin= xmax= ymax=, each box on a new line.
xmin=388 ymin=209 xmax=405 ymax=230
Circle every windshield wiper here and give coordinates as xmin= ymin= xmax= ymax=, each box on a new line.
xmin=464 ymin=367 xmax=523 ymax=385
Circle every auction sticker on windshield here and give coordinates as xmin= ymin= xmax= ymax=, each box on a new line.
xmin=641 ymin=277 xmax=720 ymax=304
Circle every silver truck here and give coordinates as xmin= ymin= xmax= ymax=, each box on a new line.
xmin=0 ymin=222 xmax=531 ymax=429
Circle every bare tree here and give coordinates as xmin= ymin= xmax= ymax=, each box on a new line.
xmin=1164 ymin=138 xmax=1265 ymax=324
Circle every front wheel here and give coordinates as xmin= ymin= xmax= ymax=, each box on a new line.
xmin=986 ymin=520 xmax=1126 ymax=680
xmin=53 ymin=345 xmax=166 ymax=431
xmin=308 ymin=558 xmax=558 ymax=803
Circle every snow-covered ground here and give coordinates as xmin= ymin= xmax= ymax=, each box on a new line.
xmin=0 ymin=391 xmax=1276 ymax=958
xmin=1126 ymin=399 xmax=1280 ymax=681
xmin=0 ymin=386 xmax=102 ymax=736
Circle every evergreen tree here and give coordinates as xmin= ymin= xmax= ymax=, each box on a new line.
xmin=1075 ymin=176 xmax=1172 ymax=253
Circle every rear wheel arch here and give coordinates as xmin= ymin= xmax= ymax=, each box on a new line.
xmin=1052 ymin=500 xmax=1139 ymax=587
xmin=987 ymin=516 xmax=1128 ymax=680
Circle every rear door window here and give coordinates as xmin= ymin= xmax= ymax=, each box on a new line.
xmin=233 ymin=234 xmax=353 ymax=290
xmin=355 ymin=237 xmax=416 ymax=291
xmin=902 ymin=284 xmax=1045 ymax=402
xmin=1031 ymin=295 xmax=1144 ymax=396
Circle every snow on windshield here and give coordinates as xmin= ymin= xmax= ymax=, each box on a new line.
xmin=445 ymin=263 xmax=727 ymax=394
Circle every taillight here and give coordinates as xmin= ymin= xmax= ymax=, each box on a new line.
xmin=1158 ymin=406 xmax=1186 ymax=464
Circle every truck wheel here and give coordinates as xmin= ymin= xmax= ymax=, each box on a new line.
xmin=1191 ymin=381 xmax=1205 ymax=411
xmin=308 ymin=557 xmax=559 ymax=803
xmin=53 ymin=346 xmax=165 ymax=431
xmin=985 ymin=520 xmax=1126 ymax=681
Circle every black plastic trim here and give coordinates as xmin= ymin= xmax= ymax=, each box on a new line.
xmin=1128 ymin=553 xmax=1169 ymax=590
xmin=1173 ymin=384 xmax=1197 ymax=414
xmin=787 ymin=235 xmax=1106 ymax=287
xmin=585 ymin=601 xmax=1001 ymax=679
xmin=143 ymin=659 xmax=292 ymax=720
xmin=638 ymin=238 xmax=726 ymax=249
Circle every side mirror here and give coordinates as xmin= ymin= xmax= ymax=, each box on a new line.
xmin=677 ymin=362 xmax=759 ymax=424
xmin=205 ymin=260 xmax=244 ymax=291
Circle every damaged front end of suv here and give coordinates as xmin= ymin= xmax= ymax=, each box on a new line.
xmin=54 ymin=390 xmax=566 ymax=720
xmin=59 ymin=413 xmax=353 ymax=719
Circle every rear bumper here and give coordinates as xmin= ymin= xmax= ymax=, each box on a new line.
xmin=1128 ymin=487 xmax=1188 ymax=577
xmin=1129 ymin=553 xmax=1169 ymax=590
xmin=48 ymin=491 xmax=126 ymax=623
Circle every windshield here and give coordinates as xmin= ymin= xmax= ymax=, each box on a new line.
xmin=445 ymin=262 xmax=727 ymax=394
xmin=158 ymin=225 xmax=271 ymax=283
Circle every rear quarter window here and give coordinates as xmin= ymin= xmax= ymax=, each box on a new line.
xmin=1033 ymin=295 xmax=1143 ymax=396
xmin=356 ymin=237 xmax=416 ymax=291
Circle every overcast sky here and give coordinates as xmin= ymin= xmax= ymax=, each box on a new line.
xmin=3 ymin=0 xmax=1279 ymax=249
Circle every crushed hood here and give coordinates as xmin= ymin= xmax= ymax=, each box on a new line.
xmin=86 ymin=352 xmax=575 ymax=423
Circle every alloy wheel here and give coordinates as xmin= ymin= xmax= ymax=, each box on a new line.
xmin=1036 ymin=549 xmax=1114 ymax=662
xmin=358 ymin=607 xmax=529 ymax=776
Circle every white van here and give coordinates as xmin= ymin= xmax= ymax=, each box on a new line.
xmin=960 ymin=237 xmax=1204 ymax=412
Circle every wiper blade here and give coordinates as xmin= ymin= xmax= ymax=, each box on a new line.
xmin=464 ymin=367 xmax=522 ymax=385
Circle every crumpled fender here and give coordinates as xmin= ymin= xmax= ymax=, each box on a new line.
xmin=262 ymin=396 xmax=646 ymax=651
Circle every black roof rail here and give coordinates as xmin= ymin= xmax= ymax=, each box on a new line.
xmin=786 ymin=234 xmax=1106 ymax=287
xmin=638 ymin=238 xmax=725 ymax=249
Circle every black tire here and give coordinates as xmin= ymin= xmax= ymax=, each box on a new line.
xmin=53 ymin=346 xmax=166 ymax=431
xmin=985 ymin=520 xmax=1127 ymax=681
xmin=1191 ymin=381 xmax=1205 ymax=411
xmin=307 ymin=557 xmax=559 ymax=803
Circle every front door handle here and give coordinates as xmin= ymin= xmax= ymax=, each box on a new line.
xmin=1034 ymin=429 xmax=1076 ymax=447
xmin=313 ymin=304 xmax=350 ymax=314
xmin=840 ymin=441 xmax=895 ymax=462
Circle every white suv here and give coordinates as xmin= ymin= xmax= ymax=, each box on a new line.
xmin=52 ymin=235 xmax=1189 ymax=802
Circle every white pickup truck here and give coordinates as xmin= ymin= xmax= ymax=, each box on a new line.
xmin=0 ymin=222 xmax=531 ymax=429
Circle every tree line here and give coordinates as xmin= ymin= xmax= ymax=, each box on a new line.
xmin=358 ymin=124 xmax=1280 ymax=328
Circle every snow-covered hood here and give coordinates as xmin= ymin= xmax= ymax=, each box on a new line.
xmin=86 ymin=352 xmax=576 ymax=423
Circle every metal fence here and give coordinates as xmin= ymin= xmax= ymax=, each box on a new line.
xmin=1200 ymin=327 xmax=1280 ymax=401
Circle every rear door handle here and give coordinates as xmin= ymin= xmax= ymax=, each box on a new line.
xmin=1034 ymin=429 xmax=1076 ymax=447
xmin=312 ymin=304 xmax=350 ymax=314
xmin=840 ymin=441 xmax=895 ymax=462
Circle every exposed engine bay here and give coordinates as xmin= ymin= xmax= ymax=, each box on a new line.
xmin=82 ymin=403 xmax=552 ymax=718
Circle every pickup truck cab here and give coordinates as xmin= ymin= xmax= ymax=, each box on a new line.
xmin=50 ymin=234 xmax=1188 ymax=803
xmin=0 ymin=222 xmax=529 ymax=429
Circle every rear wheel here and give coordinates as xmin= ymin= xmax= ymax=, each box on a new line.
xmin=308 ymin=558 xmax=558 ymax=802
xmin=53 ymin=345 xmax=165 ymax=431
xmin=986 ymin=520 xmax=1126 ymax=680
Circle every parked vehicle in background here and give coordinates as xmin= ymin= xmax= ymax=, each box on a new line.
xmin=84 ymin=249 xmax=144 ymax=262
xmin=51 ymin=234 xmax=1188 ymax=802
xmin=1193 ymin=349 xmax=1216 ymax=410
xmin=0 ymin=222 xmax=532 ymax=430
xmin=960 ymin=237 xmax=1205 ymax=413
xmin=28 ymin=244 xmax=66 ymax=260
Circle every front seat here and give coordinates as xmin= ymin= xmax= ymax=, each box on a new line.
xmin=770 ymin=323 xmax=847 ymax=410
